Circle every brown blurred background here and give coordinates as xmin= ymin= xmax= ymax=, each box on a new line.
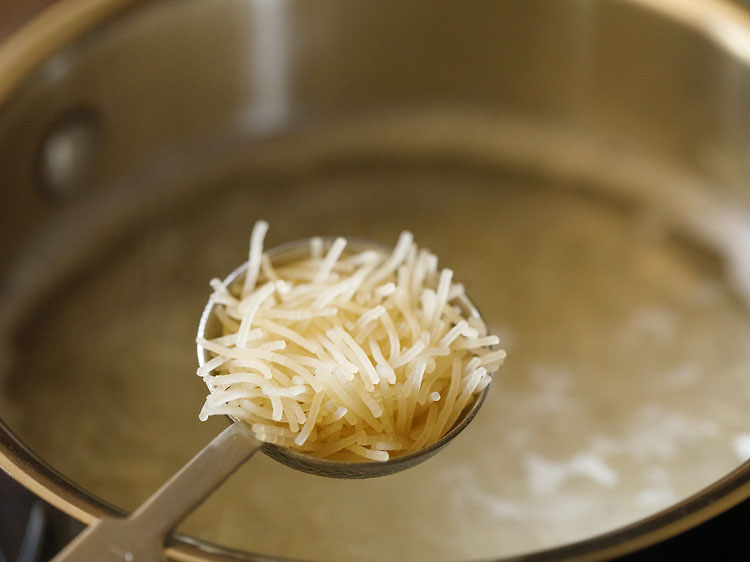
xmin=0 ymin=0 xmax=58 ymax=39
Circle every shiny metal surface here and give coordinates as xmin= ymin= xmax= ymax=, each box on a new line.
xmin=0 ymin=1 xmax=749 ymax=561
xmin=52 ymin=422 xmax=262 ymax=562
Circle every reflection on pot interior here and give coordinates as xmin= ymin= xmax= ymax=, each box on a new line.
xmin=1 ymin=113 xmax=749 ymax=561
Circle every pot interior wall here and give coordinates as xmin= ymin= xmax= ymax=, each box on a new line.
xmin=1 ymin=132 xmax=749 ymax=561
xmin=0 ymin=1 xmax=749 ymax=561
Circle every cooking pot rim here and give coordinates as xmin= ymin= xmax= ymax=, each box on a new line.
xmin=1 ymin=0 xmax=749 ymax=560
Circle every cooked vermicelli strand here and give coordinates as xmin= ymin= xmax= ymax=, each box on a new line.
xmin=197 ymin=222 xmax=504 ymax=461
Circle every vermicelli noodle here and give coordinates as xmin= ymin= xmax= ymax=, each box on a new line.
xmin=197 ymin=221 xmax=505 ymax=461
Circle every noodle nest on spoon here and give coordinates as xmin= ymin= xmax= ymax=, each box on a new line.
xmin=197 ymin=222 xmax=505 ymax=462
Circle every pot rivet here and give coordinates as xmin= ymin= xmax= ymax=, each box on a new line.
xmin=37 ymin=109 xmax=100 ymax=200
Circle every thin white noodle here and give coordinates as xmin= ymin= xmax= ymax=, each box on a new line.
xmin=314 ymin=430 xmax=366 ymax=458
xmin=270 ymin=396 xmax=283 ymax=421
xmin=353 ymin=304 xmax=386 ymax=333
xmin=430 ymin=357 xmax=462 ymax=442
xmin=479 ymin=349 xmax=507 ymax=365
xmin=196 ymin=355 xmax=225 ymax=377
xmin=363 ymin=230 xmax=413 ymax=290
xmin=242 ymin=220 xmax=269 ymax=298
xmin=314 ymin=237 xmax=347 ymax=283
xmin=316 ymin=335 xmax=359 ymax=376
xmin=408 ymin=404 xmax=438 ymax=453
xmin=281 ymin=398 xmax=300 ymax=432
xmin=432 ymin=268 xmax=453 ymax=326
xmin=261 ymin=254 xmax=279 ymax=282
xmin=439 ymin=320 xmax=466 ymax=347
xmin=374 ymin=441 xmax=403 ymax=451
xmin=254 ymin=318 xmax=321 ymax=354
xmin=378 ymin=308 xmax=401 ymax=361
xmin=453 ymin=335 xmax=500 ymax=349
xmin=328 ymin=327 xmax=380 ymax=388
xmin=392 ymin=340 xmax=426 ymax=368
xmin=236 ymin=282 xmax=276 ymax=347
xmin=375 ymin=282 xmax=396 ymax=298
xmin=347 ymin=443 xmax=389 ymax=462
xmin=369 ymin=340 xmax=397 ymax=384
xmin=419 ymin=289 xmax=436 ymax=330
xmin=262 ymin=307 xmax=338 ymax=320
xmin=444 ymin=367 xmax=486 ymax=431
xmin=310 ymin=237 xmax=323 ymax=259
xmin=296 ymin=391 xmax=325 ymax=446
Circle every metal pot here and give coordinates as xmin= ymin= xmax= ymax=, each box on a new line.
xmin=1 ymin=1 xmax=749 ymax=560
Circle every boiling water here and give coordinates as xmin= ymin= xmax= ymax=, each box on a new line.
xmin=2 ymin=164 xmax=750 ymax=561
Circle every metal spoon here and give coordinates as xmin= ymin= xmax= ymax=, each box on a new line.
xmin=52 ymin=238 xmax=493 ymax=562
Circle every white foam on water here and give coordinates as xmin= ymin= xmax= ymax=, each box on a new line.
xmin=732 ymin=433 xmax=750 ymax=461
xmin=525 ymin=452 xmax=619 ymax=496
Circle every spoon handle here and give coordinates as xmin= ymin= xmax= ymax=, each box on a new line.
xmin=52 ymin=422 xmax=263 ymax=562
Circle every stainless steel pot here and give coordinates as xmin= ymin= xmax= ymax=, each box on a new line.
xmin=1 ymin=1 xmax=749 ymax=560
